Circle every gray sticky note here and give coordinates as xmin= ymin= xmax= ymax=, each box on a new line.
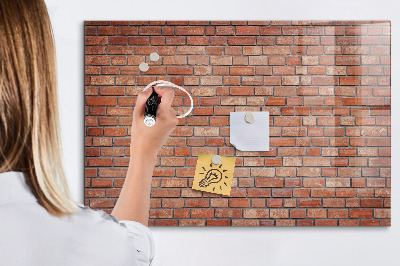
xmin=229 ymin=112 xmax=269 ymax=151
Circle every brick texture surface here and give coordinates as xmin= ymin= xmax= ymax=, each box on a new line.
xmin=84 ymin=21 xmax=391 ymax=226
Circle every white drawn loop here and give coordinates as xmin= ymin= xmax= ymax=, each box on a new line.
xmin=142 ymin=80 xmax=193 ymax=119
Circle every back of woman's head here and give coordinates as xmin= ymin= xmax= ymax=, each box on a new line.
xmin=0 ymin=0 xmax=77 ymax=216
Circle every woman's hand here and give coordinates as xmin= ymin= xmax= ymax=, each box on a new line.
xmin=130 ymin=86 xmax=179 ymax=157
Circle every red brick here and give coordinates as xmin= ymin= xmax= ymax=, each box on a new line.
xmin=154 ymin=220 xmax=177 ymax=226
xmin=312 ymin=77 xmax=339 ymax=86
xmin=297 ymin=220 xmax=313 ymax=226
xmin=270 ymin=209 xmax=289 ymax=219
xmin=294 ymin=36 xmax=320 ymax=45
xmin=290 ymin=209 xmax=306 ymax=219
xmin=230 ymin=199 xmax=251 ymax=208
xmin=285 ymin=178 xmax=301 ymax=187
xmin=247 ymin=189 xmax=271 ymax=197
xmin=255 ymin=178 xmax=283 ymax=187
xmin=270 ymin=138 xmax=295 ymax=146
xmin=174 ymin=209 xmax=190 ymax=219
xmin=228 ymin=36 xmax=256 ymax=45
xmin=308 ymin=209 xmax=327 ymax=218
xmin=118 ymin=26 xmax=138 ymax=35
xmin=232 ymin=220 xmax=259 ymax=226
xmin=292 ymin=188 xmax=309 ymax=197
xmin=90 ymin=199 xmax=114 ymax=208
xmin=186 ymin=199 xmax=209 ymax=208
xmin=272 ymin=189 xmax=292 ymax=197
xmin=236 ymin=26 xmax=259 ymax=35
xmin=339 ymin=220 xmax=359 ymax=226
xmin=267 ymin=199 xmax=282 ymax=208
xmin=298 ymin=199 xmax=322 ymax=207
xmin=107 ymin=46 xmax=133 ymax=54
xmin=230 ymin=67 xmax=255 ymax=75
xmin=92 ymin=179 xmax=113 ymax=188
xmin=85 ymin=46 xmax=106 ymax=55
xmin=260 ymin=27 xmax=281 ymax=35
xmin=266 ymin=97 xmax=285 ymax=105
xmin=337 ymin=189 xmax=356 ymax=198
xmin=311 ymin=189 xmax=335 ymax=198
xmin=215 ymin=26 xmax=235 ymax=35
xmin=151 ymin=189 xmax=181 ymax=198
xmin=85 ymin=189 xmax=105 ymax=198
xmin=374 ymin=209 xmax=390 ymax=219
xmin=149 ymin=209 xmax=173 ymax=219
xmin=361 ymin=199 xmax=383 ymax=208
xmin=360 ymin=220 xmax=379 ymax=226
xmin=243 ymin=209 xmax=268 ymax=218
xmin=349 ymin=209 xmax=373 ymax=218
xmin=323 ymin=199 xmax=345 ymax=208
xmin=375 ymin=189 xmax=391 ymax=198
xmin=215 ymin=209 xmax=242 ymax=218
xmin=85 ymin=36 xmax=108 ymax=45
xmin=263 ymin=46 xmax=291 ymax=55
xmin=274 ymin=117 xmax=301 ymax=126
xmin=328 ymin=209 xmax=348 ymax=219
xmin=336 ymin=55 xmax=361 ymax=65
xmin=191 ymin=209 xmax=214 ymax=218
xmin=207 ymin=220 xmax=230 ymax=226
xmin=175 ymin=26 xmax=204 ymax=35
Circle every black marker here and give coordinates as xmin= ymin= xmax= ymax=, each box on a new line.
xmin=144 ymin=87 xmax=159 ymax=127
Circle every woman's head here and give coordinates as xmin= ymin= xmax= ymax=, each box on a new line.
xmin=0 ymin=0 xmax=76 ymax=216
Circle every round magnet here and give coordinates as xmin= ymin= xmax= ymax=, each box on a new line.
xmin=244 ymin=112 xmax=255 ymax=124
xmin=211 ymin=155 xmax=222 ymax=165
xmin=139 ymin=62 xmax=149 ymax=72
xmin=149 ymin=52 xmax=159 ymax=62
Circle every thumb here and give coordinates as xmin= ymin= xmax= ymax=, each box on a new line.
xmin=154 ymin=86 xmax=174 ymax=112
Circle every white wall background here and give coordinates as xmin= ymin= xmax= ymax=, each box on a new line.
xmin=45 ymin=0 xmax=400 ymax=265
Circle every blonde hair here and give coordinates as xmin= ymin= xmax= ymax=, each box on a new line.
xmin=0 ymin=0 xmax=77 ymax=216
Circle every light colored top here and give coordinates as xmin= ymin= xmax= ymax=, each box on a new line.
xmin=0 ymin=171 xmax=155 ymax=266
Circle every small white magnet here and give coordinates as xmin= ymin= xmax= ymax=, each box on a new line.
xmin=244 ymin=112 xmax=255 ymax=124
xmin=211 ymin=155 xmax=222 ymax=165
xmin=149 ymin=52 xmax=160 ymax=62
xmin=139 ymin=62 xmax=149 ymax=72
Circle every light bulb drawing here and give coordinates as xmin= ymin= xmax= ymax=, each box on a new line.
xmin=198 ymin=162 xmax=229 ymax=192
xmin=192 ymin=153 xmax=236 ymax=196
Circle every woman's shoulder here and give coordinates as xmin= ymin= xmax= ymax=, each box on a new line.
xmin=73 ymin=204 xmax=155 ymax=265
xmin=74 ymin=203 xmax=120 ymax=224
xmin=74 ymin=203 xmax=153 ymax=238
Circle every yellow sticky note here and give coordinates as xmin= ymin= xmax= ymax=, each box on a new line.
xmin=192 ymin=153 xmax=236 ymax=196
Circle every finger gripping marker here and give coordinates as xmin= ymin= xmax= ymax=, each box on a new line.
xmin=144 ymin=87 xmax=158 ymax=127
xmin=142 ymin=80 xmax=194 ymax=127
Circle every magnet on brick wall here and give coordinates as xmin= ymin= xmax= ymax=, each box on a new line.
xmin=149 ymin=52 xmax=159 ymax=62
xmin=229 ymin=112 xmax=269 ymax=151
xmin=139 ymin=62 xmax=149 ymax=72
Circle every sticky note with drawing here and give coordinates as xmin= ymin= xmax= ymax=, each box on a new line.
xmin=192 ymin=153 xmax=236 ymax=196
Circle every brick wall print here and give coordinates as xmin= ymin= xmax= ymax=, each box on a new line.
xmin=84 ymin=21 xmax=391 ymax=226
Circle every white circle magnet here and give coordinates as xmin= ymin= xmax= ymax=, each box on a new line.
xmin=149 ymin=52 xmax=159 ymax=62
xmin=139 ymin=62 xmax=149 ymax=72
xmin=244 ymin=112 xmax=255 ymax=124
xmin=211 ymin=155 xmax=222 ymax=165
